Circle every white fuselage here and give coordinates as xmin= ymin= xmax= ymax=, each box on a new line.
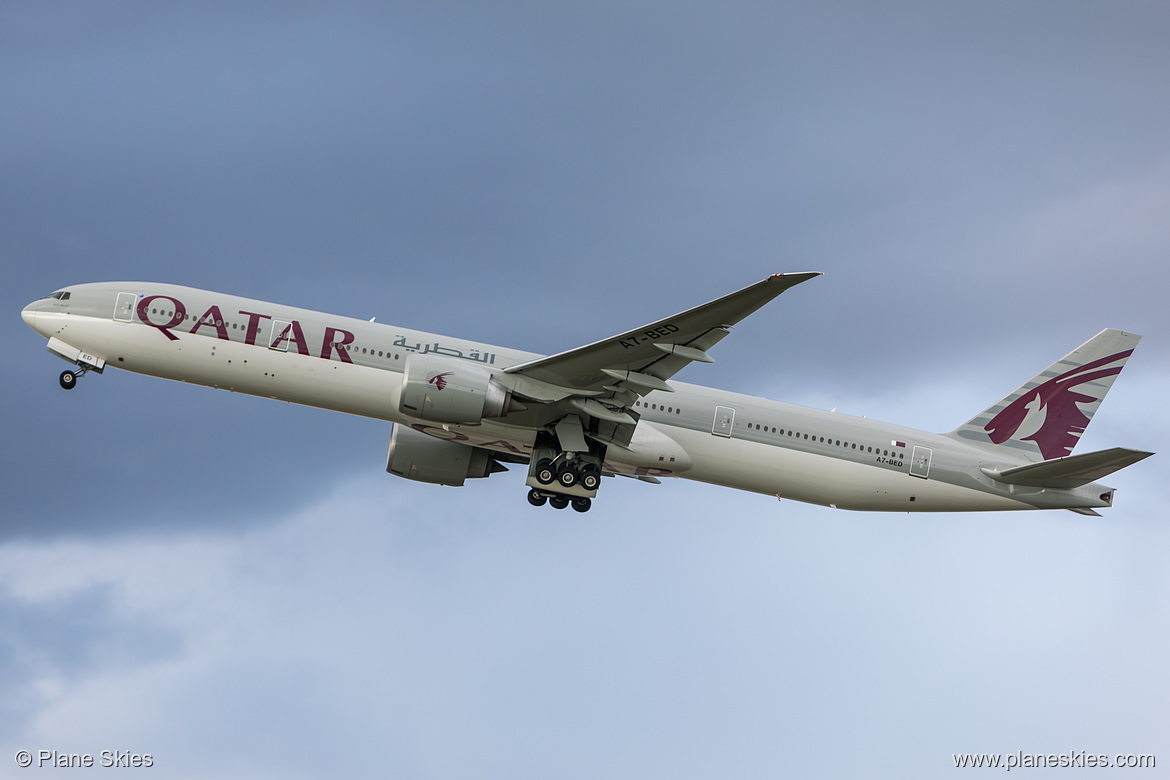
xmin=21 ymin=282 xmax=1117 ymax=512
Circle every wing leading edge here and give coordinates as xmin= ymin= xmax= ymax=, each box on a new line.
xmin=505 ymin=272 xmax=821 ymax=392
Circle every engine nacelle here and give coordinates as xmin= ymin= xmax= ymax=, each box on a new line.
xmin=398 ymin=353 xmax=524 ymax=424
xmin=385 ymin=424 xmax=506 ymax=486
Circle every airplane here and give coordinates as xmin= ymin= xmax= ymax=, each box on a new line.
xmin=21 ymin=274 xmax=1153 ymax=514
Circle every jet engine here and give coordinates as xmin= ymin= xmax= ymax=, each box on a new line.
xmin=398 ymin=353 xmax=525 ymax=424
xmin=385 ymin=423 xmax=507 ymax=486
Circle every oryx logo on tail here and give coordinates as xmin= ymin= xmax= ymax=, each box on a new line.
xmin=984 ymin=350 xmax=1132 ymax=460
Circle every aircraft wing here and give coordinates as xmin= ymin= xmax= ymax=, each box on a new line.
xmin=500 ymin=273 xmax=820 ymax=438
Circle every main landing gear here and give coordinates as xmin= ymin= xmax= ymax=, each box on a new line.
xmin=527 ymin=488 xmax=591 ymax=513
xmin=525 ymin=435 xmax=604 ymax=514
xmin=533 ymin=457 xmax=601 ymax=492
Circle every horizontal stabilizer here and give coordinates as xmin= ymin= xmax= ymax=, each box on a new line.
xmin=982 ymin=447 xmax=1154 ymax=488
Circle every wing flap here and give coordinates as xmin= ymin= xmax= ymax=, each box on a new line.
xmin=599 ymin=369 xmax=675 ymax=393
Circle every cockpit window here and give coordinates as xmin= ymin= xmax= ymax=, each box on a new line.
xmin=43 ymin=291 xmax=71 ymax=300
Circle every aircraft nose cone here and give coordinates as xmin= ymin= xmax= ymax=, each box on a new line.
xmin=21 ymin=302 xmax=39 ymax=330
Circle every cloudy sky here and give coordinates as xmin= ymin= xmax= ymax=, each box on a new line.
xmin=2 ymin=2 xmax=1167 ymax=777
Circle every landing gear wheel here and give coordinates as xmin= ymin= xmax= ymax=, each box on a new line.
xmin=571 ymin=497 xmax=592 ymax=513
xmin=579 ymin=467 xmax=601 ymax=491
xmin=557 ymin=465 xmax=578 ymax=489
xmin=535 ymin=459 xmax=556 ymax=485
xmin=549 ymin=495 xmax=570 ymax=510
xmin=59 ymin=370 xmax=77 ymax=390
xmin=527 ymin=489 xmax=548 ymax=507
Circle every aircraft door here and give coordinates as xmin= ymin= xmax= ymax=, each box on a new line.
xmin=113 ymin=292 xmax=136 ymax=322
xmin=712 ymin=405 xmax=735 ymax=437
xmin=269 ymin=320 xmax=292 ymax=351
xmin=910 ymin=445 xmax=932 ymax=479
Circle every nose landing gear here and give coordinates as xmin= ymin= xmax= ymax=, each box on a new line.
xmin=45 ymin=338 xmax=105 ymax=389
xmin=59 ymin=365 xmax=92 ymax=390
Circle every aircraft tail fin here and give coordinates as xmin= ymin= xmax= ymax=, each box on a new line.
xmin=948 ymin=329 xmax=1141 ymax=461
